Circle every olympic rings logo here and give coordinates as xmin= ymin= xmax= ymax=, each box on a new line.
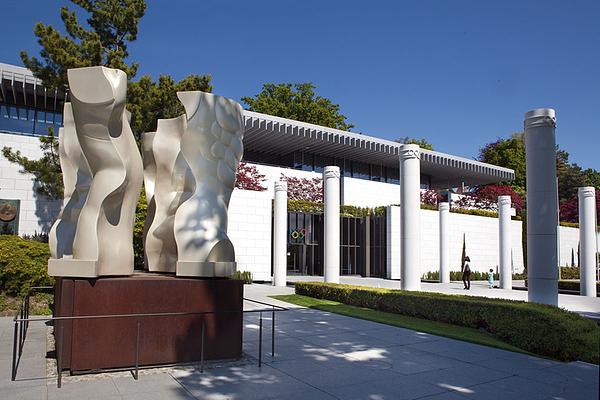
xmin=290 ymin=228 xmax=307 ymax=239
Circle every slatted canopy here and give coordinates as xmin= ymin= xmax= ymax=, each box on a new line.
xmin=243 ymin=110 xmax=514 ymax=188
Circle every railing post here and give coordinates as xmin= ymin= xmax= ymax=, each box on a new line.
xmin=200 ymin=318 xmax=205 ymax=373
xmin=11 ymin=319 xmax=18 ymax=381
xmin=271 ymin=308 xmax=275 ymax=358
xmin=134 ymin=320 xmax=140 ymax=380
xmin=258 ymin=311 xmax=263 ymax=368
xmin=57 ymin=322 xmax=64 ymax=389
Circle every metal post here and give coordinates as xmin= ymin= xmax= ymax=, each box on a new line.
xmin=200 ymin=319 xmax=205 ymax=373
xmin=11 ymin=320 xmax=18 ymax=381
xmin=57 ymin=323 xmax=64 ymax=389
xmin=258 ymin=312 xmax=263 ymax=367
xmin=134 ymin=321 xmax=140 ymax=380
xmin=271 ymin=309 xmax=275 ymax=358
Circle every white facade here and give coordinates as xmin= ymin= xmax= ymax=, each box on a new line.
xmin=0 ymin=132 xmax=60 ymax=235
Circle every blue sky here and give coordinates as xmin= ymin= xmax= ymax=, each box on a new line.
xmin=2 ymin=0 xmax=599 ymax=169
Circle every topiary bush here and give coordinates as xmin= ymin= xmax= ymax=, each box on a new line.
xmin=232 ymin=270 xmax=253 ymax=284
xmin=423 ymin=271 xmax=528 ymax=281
xmin=560 ymin=267 xmax=580 ymax=279
xmin=558 ymin=280 xmax=600 ymax=294
xmin=295 ymin=281 xmax=599 ymax=364
xmin=0 ymin=235 xmax=53 ymax=296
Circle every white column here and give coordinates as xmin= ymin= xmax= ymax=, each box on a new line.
xmin=400 ymin=144 xmax=421 ymax=291
xmin=498 ymin=195 xmax=512 ymax=289
xmin=273 ymin=180 xmax=288 ymax=287
xmin=323 ymin=166 xmax=340 ymax=283
xmin=439 ymin=202 xmax=450 ymax=283
xmin=579 ymin=187 xmax=597 ymax=297
xmin=525 ymin=108 xmax=558 ymax=306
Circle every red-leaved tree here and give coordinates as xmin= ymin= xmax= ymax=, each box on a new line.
xmin=559 ymin=191 xmax=600 ymax=223
xmin=454 ymin=184 xmax=525 ymax=214
xmin=235 ymin=162 xmax=267 ymax=191
xmin=420 ymin=189 xmax=443 ymax=206
xmin=280 ymin=174 xmax=323 ymax=202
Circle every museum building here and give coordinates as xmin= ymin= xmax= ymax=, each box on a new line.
xmin=1 ymin=62 xmax=556 ymax=281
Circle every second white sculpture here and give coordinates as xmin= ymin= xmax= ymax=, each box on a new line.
xmin=173 ymin=91 xmax=244 ymax=277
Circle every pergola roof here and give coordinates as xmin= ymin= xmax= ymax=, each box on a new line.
xmin=0 ymin=63 xmax=67 ymax=112
xmin=243 ymin=110 xmax=514 ymax=188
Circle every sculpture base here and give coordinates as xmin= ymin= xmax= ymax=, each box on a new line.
xmin=176 ymin=261 xmax=236 ymax=277
xmin=54 ymin=273 xmax=243 ymax=373
xmin=48 ymin=258 xmax=98 ymax=278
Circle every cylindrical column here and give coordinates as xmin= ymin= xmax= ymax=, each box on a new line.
xmin=439 ymin=202 xmax=450 ymax=283
xmin=400 ymin=144 xmax=421 ymax=291
xmin=323 ymin=166 xmax=340 ymax=283
xmin=525 ymin=108 xmax=558 ymax=305
xmin=273 ymin=180 xmax=288 ymax=287
xmin=498 ymin=195 xmax=512 ymax=290
xmin=579 ymin=187 xmax=597 ymax=297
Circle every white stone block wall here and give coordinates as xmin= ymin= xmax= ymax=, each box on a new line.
xmin=387 ymin=208 xmax=525 ymax=279
xmin=558 ymin=225 xmax=600 ymax=267
xmin=0 ymin=132 xmax=60 ymax=235
xmin=228 ymin=188 xmax=273 ymax=281
xmin=342 ymin=178 xmax=399 ymax=207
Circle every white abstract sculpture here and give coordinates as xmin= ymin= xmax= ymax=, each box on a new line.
xmin=144 ymin=116 xmax=189 ymax=273
xmin=174 ymin=91 xmax=244 ymax=277
xmin=48 ymin=103 xmax=92 ymax=259
xmin=48 ymin=66 xmax=143 ymax=277
xmin=141 ymin=131 xmax=157 ymax=269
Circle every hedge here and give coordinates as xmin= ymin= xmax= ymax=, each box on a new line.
xmin=295 ymin=282 xmax=599 ymax=363
xmin=558 ymin=280 xmax=600 ymax=295
xmin=0 ymin=235 xmax=53 ymax=296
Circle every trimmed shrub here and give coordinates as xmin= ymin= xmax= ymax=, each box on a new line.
xmin=232 ymin=270 xmax=253 ymax=284
xmin=295 ymin=281 xmax=599 ymax=363
xmin=558 ymin=280 xmax=600 ymax=294
xmin=560 ymin=267 xmax=580 ymax=279
xmin=0 ymin=235 xmax=53 ymax=296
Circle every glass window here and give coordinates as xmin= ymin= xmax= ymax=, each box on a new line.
xmin=352 ymin=161 xmax=369 ymax=180
xmin=386 ymin=167 xmax=400 ymax=184
xmin=371 ymin=164 xmax=383 ymax=182
xmin=302 ymin=152 xmax=314 ymax=172
xmin=314 ymin=154 xmax=332 ymax=173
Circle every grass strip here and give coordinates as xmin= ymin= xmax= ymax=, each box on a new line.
xmin=271 ymin=294 xmax=532 ymax=356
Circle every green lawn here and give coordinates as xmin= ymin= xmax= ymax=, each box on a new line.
xmin=272 ymin=294 xmax=532 ymax=356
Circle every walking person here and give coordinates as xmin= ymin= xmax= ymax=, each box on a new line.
xmin=487 ymin=268 xmax=494 ymax=289
xmin=462 ymin=256 xmax=472 ymax=290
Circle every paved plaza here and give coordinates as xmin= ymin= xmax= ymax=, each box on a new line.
xmin=1 ymin=283 xmax=598 ymax=400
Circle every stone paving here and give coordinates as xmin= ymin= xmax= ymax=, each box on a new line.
xmin=0 ymin=283 xmax=598 ymax=399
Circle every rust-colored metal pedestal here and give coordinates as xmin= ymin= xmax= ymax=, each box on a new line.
xmin=54 ymin=274 xmax=243 ymax=374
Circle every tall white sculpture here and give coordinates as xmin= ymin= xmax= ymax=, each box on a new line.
xmin=48 ymin=103 xmax=91 ymax=259
xmin=141 ymin=131 xmax=157 ymax=269
xmin=323 ymin=166 xmax=341 ymax=283
xmin=525 ymin=108 xmax=558 ymax=305
xmin=400 ymin=144 xmax=421 ymax=291
xmin=145 ymin=116 xmax=189 ymax=273
xmin=578 ymin=187 xmax=597 ymax=297
xmin=48 ymin=66 xmax=143 ymax=277
xmin=498 ymin=195 xmax=512 ymax=289
xmin=438 ymin=202 xmax=450 ymax=283
xmin=273 ymin=180 xmax=288 ymax=287
xmin=174 ymin=91 xmax=244 ymax=277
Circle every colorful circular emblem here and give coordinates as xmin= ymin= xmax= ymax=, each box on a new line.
xmin=0 ymin=202 xmax=17 ymax=222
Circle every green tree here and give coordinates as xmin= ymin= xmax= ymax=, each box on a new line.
xmin=1 ymin=130 xmax=62 ymax=199
xmin=20 ymin=0 xmax=146 ymax=90
xmin=395 ymin=137 xmax=434 ymax=150
xmin=478 ymin=133 xmax=526 ymax=191
xmin=242 ymin=82 xmax=353 ymax=131
xmin=479 ymin=132 xmax=600 ymax=204
xmin=127 ymin=74 xmax=211 ymax=137
xmin=3 ymin=0 xmax=212 ymax=198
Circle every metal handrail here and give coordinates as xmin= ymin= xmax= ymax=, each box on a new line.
xmin=11 ymin=287 xmax=288 ymax=389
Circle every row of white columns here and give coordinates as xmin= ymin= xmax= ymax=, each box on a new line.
xmin=273 ymin=110 xmax=597 ymax=301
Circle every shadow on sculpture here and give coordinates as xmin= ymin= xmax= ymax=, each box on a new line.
xmin=48 ymin=66 xmax=143 ymax=277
